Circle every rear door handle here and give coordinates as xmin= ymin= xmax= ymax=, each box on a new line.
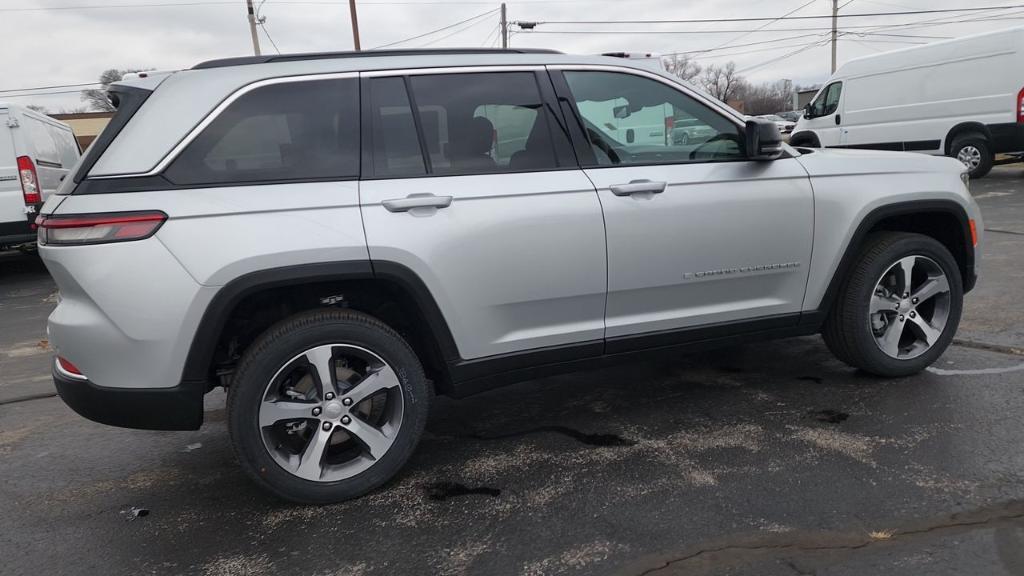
xmin=382 ymin=193 xmax=453 ymax=213
xmin=609 ymin=180 xmax=667 ymax=197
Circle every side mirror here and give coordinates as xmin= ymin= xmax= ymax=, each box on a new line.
xmin=613 ymin=105 xmax=631 ymax=119
xmin=803 ymin=102 xmax=813 ymax=119
xmin=745 ymin=118 xmax=783 ymax=161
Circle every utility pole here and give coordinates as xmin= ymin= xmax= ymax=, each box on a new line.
xmin=500 ymin=3 xmax=508 ymax=49
xmin=349 ymin=0 xmax=362 ymax=51
xmin=245 ymin=0 xmax=262 ymax=56
xmin=830 ymin=0 xmax=839 ymax=73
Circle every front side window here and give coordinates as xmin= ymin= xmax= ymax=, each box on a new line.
xmin=809 ymin=82 xmax=842 ymax=118
xmin=563 ymin=71 xmax=744 ymax=166
xmin=407 ymin=72 xmax=565 ymax=176
xmin=165 ymin=78 xmax=359 ymax=185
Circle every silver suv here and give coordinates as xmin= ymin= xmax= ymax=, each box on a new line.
xmin=38 ymin=49 xmax=982 ymax=504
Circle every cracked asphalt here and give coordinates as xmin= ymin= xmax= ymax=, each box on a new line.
xmin=1 ymin=167 xmax=1023 ymax=576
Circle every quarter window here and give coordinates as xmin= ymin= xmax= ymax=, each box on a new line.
xmin=562 ymin=71 xmax=744 ymax=166
xmin=164 ymin=78 xmax=359 ymax=185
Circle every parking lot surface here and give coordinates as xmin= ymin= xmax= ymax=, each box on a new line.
xmin=1 ymin=167 xmax=1023 ymax=576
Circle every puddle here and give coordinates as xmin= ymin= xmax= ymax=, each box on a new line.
xmin=475 ymin=425 xmax=636 ymax=447
xmin=424 ymin=482 xmax=501 ymax=501
xmin=811 ymin=410 xmax=849 ymax=424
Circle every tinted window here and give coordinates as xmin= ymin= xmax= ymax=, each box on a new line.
xmin=563 ymin=71 xmax=744 ymax=166
xmin=408 ymin=72 xmax=564 ymax=176
xmin=368 ymin=77 xmax=426 ymax=178
xmin=165 ymin=78 xmax=358 ymax=185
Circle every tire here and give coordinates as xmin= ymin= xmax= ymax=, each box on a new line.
xmin=227 ymin=308 xmax=430 ymax=504
xmin=950 ymin=133 xmax=993 ymax=179
xmin=822 ymin=232 xmax=963 ymax=378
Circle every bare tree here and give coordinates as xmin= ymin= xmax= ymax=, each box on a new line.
xmin=26 ymin=105 xmax=49 ymax=114
xmin=741 ymin=80 xmax=795 ymax=115
xmin=80 ymin=68 xmax=150 ymax=112
xmin=699 ymin=62 xmax=745 ymax=103
xmin=662 ymin=54 xmax=702 ymax=83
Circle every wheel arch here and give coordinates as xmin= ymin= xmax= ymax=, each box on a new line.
xmin=181 ymin=261 xmax=460 ymax=394
xmin=789 ymin=130 xmax=821 ymax=148
xmin=811 ymin=200 xmax=976 ymax=325
xmin=944 ymin=122 xmax=992 ymax=155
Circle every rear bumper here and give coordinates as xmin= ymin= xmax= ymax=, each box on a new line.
xmin=0 ymin=220 xmax=35 ymax=246
xmin=53 ymin=361 xmax=204 ymax=431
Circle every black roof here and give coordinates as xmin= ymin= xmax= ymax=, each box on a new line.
xmin=192 ymin=48 xmax=562 ymax=70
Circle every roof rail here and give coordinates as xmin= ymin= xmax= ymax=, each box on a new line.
xmin=192 ymin=48 xmax=562 ymax=70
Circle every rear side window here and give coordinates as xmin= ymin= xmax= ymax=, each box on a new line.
xmin=164 ymin=78 xmax=358 ymax=185
xmin=367 ymin=77 xmax=426 ymax=178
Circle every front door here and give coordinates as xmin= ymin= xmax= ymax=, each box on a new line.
xmin=553 ymin=67 xmax=814 ymax=349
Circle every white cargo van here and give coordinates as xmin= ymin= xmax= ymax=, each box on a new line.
xmin=0 ymin=103 xmax=80 ymax=249
xmin=791 ymin=26 xmax=1024 ymax=178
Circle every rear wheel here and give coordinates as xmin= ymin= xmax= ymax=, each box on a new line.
xmin=228 ymin=309 xmax=429 ymax=504
xmin=951 ymin=133 xmax=993 ymax=179
xmin=822 ymin=232 xmax=963 ymax=377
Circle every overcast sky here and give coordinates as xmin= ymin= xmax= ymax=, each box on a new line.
xmin=2 ymin=0 xmax=1023 ymax=112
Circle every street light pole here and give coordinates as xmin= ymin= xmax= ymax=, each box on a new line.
xmin=245 ymin=0 xmax=262 ymax=56
xmin=349 ymin=0 xmax=362 ymax=51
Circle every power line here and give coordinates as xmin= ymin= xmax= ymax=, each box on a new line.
xmin=418 ymin=12 xmax=495 ymax=46
xmin=371 ymin=7 xmax=497 ymax=49
xmin=525 ymin=4 xmax=1024 ymax=25
xmin=711 ymin=0 xmax=818 ymax=52
xmin=0 ymin=82 xmax=100 ymax=93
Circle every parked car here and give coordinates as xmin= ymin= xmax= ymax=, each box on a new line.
xmin=670 ymin=117 xmax=716 ymax=144
xmin=39 ymin=48 xmax=982 ymax=504
xmin=755 ymin=114 xmax=796 ymax=134
xmin=791 ymin=26 xmax=1024 ymax=178
xmin=776 ymin=110 xmax=803 ymax=123
xmin=0 ymin=103 xmax=79 ymax=250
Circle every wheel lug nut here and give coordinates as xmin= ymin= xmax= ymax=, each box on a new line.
xmin=341 ymin=416 xmax=351 ymax=425
xmin=322 ymin=422 xmax=332 ymax=431
xmin=903 ymin=292 xmax=909 ymax=298
xmin=325 ymin=392 xmax=335 ymax=401
xmin=342 ymin=397 xmax=353 ymax=406
xmin=312 ymin=407 xmax=322 ymax=417
xmin=909 ymin=311 xmax=916 ymax=318
xmin=912 ymin=297 xmax=919 ymax=304
xmin=899 ymin=315 xmax=905 ymax=321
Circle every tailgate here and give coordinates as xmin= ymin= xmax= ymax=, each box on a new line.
xmin=0 ymin=111 xmax=25 ymax=226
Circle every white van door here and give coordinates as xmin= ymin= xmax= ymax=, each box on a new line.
xmin=0 ymin=110 xmax=25 ymax=227
xmin=802 ymin=81 xmax=844 ymax=147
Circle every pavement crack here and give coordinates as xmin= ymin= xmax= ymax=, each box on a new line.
xmin=0 ymin=392 xmax=57 ymax=406
xmin=985 ymin=228 xmax=1024 ymax=237
xmin=952 ymin=338 xmax=1024 ymax=357
xmin=470 ymin=425 xmax=637 ymax=447
xmin=635 ymin=504 xmax=1024 ymax=575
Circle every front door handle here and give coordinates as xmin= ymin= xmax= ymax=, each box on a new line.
xmin=609 ymin=180 xmax=667 ymax=197
xmin=382 ymin=193 xmax=453 ymax=213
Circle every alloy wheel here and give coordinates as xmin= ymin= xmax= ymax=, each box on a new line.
xmin=258 ymin=344 xmax=404 ymax=482
xmin=956 ymin=145 xmax=982 ymax=170
xmin=869 ymin=255 xmax=951 ymax=360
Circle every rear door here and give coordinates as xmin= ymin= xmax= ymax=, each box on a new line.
xmin=0 ymin=110 xmax=23 ymax=226
xmin=358 ymin=68 xmax=607 ymax=362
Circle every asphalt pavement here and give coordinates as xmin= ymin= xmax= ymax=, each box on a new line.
xmin=1 ymin=166 xmax=1023 ymax=576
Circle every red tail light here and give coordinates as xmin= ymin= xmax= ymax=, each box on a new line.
xmin=664 ymin=116 xmax=675 ymax=131
xmin=1018 ymin=86 xmax=1024 ymax=124
xmin=57 ymin=356 xmax=84 ymax=376
xmin=36 ymin=211 xmax=167 ymax=246
xmin=17 ymin=156 xmax=41 ymax=204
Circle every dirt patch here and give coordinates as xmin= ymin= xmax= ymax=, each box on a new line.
xmin=201 ymin=553 xmax=272 ymax=576
xmin=522 ymin=540 xmax=625 ymax=576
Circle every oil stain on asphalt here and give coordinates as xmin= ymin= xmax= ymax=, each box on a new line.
xmin=424 ymin=482 xmax=501 ymax=501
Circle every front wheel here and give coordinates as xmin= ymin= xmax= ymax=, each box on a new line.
xmin=822 ymin=232 xmax=963 ymax=377
xmin=227 ymin=309 xmax=430 ymax=504
xmin=951 ymin=133 xmax=993 ymax=179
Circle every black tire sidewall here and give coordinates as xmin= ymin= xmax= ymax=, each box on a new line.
xmin=227 ymin=310 xmax=429 ymax=504
xmin=846 ymin=235 xmax=963 ymax=376
xmin=951 ymin=135 xmax=993 ymax=179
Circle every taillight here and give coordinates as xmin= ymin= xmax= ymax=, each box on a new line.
xmin=1018 ymin=87 xmax=1024 ymax=124
xmin=36 ymin=211 xmax=167 ymax=246
xmin=17 ymin=156 xmax=40 ymax=204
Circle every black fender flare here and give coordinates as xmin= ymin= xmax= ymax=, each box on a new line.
xmin=180 ymin=260 xmax=460 ymax=387
xmin=944 ymin=122 xmax=992 ymax=155
xmin=789 ymin=130 xmax=821 ymax=148
xmin=802 ymin=199 xmax=976 ymax=328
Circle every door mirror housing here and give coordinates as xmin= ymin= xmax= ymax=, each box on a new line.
xmin=745 ymin=118 xmax=784 ymax=161
xmin=803 ymin=102 xmax=814 ymax=119
xmin=613 ymin=104 xmax=631 ymax=119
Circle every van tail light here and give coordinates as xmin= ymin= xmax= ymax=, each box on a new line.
xmin=36 ymin=211 xmax=167 ymax=246
xmin=1018 ymin=87 xmax=1024 ymax=124
xmin=17 ymin=156 xmax=41 ymax=204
